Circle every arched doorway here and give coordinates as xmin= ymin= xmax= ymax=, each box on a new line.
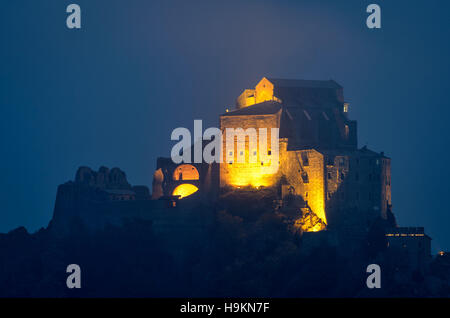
xmin=173 ymin=164 xmax=200 ymax=181
xmin=172 ymin=184 xmax=199 ymax=199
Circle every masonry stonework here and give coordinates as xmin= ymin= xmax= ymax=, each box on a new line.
xmin=153 ymin=77 xmax=392 ymax=232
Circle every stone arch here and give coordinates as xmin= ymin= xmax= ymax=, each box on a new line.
xmin=172 ymin=184 xmax=199 ymax=199
xmin=173 ymin=164 xmax=200 ymax=181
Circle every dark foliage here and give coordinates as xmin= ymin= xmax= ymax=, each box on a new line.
xmin=0 ymin=192 xmax=448 ymax=297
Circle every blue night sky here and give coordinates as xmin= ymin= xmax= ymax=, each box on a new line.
xmin=1 ymin=1 xmax=449 ymax=251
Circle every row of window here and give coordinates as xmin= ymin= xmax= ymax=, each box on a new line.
xmin=298 ymin=170 xmax=389 ymax=185
xmin=228 ymin=150 xmax=272 ymax=156
xmin=327 ymin=157 xmax=382 ymax=167
xmin=327 ymin=171 xmax=346 ymax=181
xmin=325 ymin=170 xmax=389 ymax=183
xmin=326 ymin=191 xmax=377 ymax=202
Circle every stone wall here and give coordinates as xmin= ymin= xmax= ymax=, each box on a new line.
xmin=280 ymin=146 xmax=326 ymax=224
xmin=219 ymin=110 xmax=282 ymax=188
xmin=50 ymin=167 xmax=212 ymax=259
xmin=152 ymin=158 xmax=218 ymax=201
xmin=323 ymin=150 xmax=392 ymax=230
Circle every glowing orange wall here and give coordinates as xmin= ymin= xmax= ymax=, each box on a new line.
xmin=219 ymin=111 xmax=327 ymax=225
xmin=236 ymin=77 xmax=281 ymax=108
xmin=219 ymin=111 xmax=282 ymax=188
xmin=280 ymin=146 xmax=327 ymax=224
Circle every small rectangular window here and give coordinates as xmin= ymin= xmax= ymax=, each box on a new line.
xmin=343 ymin=103 xmax=349 ymax=113
xmin=301 ymin=172 xmax=309 ymax=183
xmin=327 ymin=156 xmax=334 ymax=166
xmin=301 ymin=152 xmax=309 ymax=166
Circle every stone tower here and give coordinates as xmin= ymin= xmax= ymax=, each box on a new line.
xmin=152 ymin=77 xmax=391 ymax=232
xmin=219 ymin=77 xmax=390 ymax=229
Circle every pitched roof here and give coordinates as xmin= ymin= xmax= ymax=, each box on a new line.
xmin=221 ymin=101 xmax=282 ymax=117
xmin=267 ymin=78 xmax=342 ymax=89
xmin=358 ymin=146 xmax=389 ymax=158
xmin=319 ymin=147 xmax=390 ymax=159
xmin=262 ymin=78 xmax=344 ymax=108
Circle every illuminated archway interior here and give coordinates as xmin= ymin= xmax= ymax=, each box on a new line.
xmin=173 ymin=164 xmax=200 ymax=181
xmin=172 ymin=184 xmax=199 ymax=199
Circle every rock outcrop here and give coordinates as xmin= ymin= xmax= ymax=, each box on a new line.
xmin=49 ymin=166 xmax=149 ymax=235
xmin=295 ymin=207 xmax=327 ymax=232
xmin=75 ymin=166 xmax=131 ymax=189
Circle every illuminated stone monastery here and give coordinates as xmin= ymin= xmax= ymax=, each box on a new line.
xmin=152 ymin=77 xmax=391 ymax=232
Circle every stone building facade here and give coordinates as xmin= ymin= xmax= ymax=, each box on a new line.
xmin=385 ymin=227 xmax=432 ymax=272
xmin=152 ymin=77 xmax=392 ymax=231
